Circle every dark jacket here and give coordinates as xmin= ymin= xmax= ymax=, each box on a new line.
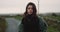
xmin=19 ymin=16 xmax=48 ymax=32
xmin=22 ymin=15 xmax=40 ymax=32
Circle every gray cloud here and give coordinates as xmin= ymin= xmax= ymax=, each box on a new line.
xmin=0 ymin=0 xmax=60 ymax=14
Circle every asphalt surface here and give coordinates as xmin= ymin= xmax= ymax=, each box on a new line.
xmin=5 ymin=18 xmax=21 ymax=32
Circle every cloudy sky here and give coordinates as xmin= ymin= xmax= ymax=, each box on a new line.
xmin=0 ymin=0 xmax=60 ymax=14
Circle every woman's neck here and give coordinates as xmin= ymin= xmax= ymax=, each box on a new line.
xmin=27 ymin=14 xmax=33 ymax=18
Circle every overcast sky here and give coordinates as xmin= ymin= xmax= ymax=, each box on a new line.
xmin=0 ymin=0 xmax=60 ymax=14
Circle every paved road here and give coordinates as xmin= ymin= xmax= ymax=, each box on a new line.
xmin=5 ymin=18 xmax=21 ymax=32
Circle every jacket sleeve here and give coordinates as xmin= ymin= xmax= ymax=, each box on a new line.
xmin=19 ymin=23 xmax=23 ymax=32
xmin=19 ymin=18 xmax=24 ymax=32
xmin=38 ymin=16 xmax=48 ymax=32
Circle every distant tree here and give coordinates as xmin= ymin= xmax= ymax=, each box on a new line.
xmin=52 ymin=13 xmax=57 ymax=17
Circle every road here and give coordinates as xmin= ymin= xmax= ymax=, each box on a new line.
xmin=5 ymin=18 xmax=21 ymax=32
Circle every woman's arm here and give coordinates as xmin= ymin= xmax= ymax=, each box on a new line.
xmin=19 ymin=18 xmax=24 ymax=32
xmin=38 ymin=16 xmax=48 ymax=32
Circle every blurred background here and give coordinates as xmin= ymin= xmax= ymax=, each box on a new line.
xmin=0 ymin=0 xmax=60 ymax=32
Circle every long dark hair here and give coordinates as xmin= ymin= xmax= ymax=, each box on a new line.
xmin=24 ymin=2 xmax=37 ymax=17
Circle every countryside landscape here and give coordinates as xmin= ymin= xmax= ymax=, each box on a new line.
xmin=0 ymin=13 xmax=60 ymax=32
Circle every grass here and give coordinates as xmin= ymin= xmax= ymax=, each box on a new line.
xmin=47 ymin=16 xmax=60 ymax=21
xmin=0 ymin=17 xmax=8 ymax=32
xmin=13 ymin=15 xmax=60 ymax=32
xmin=0 ymin=15 xmax=60 ymax=32
xmin=48 ymin=26 xmax=59 ymax=32
xmin=44 ymin=15 xmax=60 ymax=32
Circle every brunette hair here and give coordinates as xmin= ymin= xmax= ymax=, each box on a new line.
xmin=24 ymin=2 xmax=37 ymax=17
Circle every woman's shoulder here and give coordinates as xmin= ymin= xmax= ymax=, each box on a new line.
xmin=37 ymin=16 xmax=43 ymax=18
xmin=22 ymin=16 xmax=27 ymax=20
xmin=38 ymin=16 xmax=48 ymax=32
xmin=37 ymin=16 xmax=43 ymax=19
xmin=38 ymin=16 xmax=48 ymax=25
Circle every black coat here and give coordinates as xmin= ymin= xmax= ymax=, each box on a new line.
xmin=21 ymin=14 xmax=40 ymax=32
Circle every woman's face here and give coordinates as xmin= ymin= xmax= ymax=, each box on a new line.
xmin=27 ymin=5 xmax=33 ymax=15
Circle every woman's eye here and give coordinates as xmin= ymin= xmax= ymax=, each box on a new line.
xmin=28 ymin=8 xmax=29 ymax=9
xmin=28 ymin=8 xmax=30 ymax=9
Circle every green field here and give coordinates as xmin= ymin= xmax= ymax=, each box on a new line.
xmin=0 ymin=15 xmax=60 ymax=32
xmin=14 ymin=15 xmax=60 ymax=32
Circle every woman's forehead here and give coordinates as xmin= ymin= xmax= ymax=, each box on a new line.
xmin=28 ymin=5 xmax=33 ymax=8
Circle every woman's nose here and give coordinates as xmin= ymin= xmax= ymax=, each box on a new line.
xmin=30 ymin=8 xmax=32 ymax=11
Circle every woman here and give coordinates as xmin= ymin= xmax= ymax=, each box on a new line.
xmin=19 ymin=2 xmax=47 ymax=32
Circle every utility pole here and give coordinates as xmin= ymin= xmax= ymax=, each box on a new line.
xmin=37 ymin=0 xmax=40 ymax=14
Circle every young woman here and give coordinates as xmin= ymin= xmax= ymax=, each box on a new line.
xmin=19 ymin=2 xmax=47 ymax=32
